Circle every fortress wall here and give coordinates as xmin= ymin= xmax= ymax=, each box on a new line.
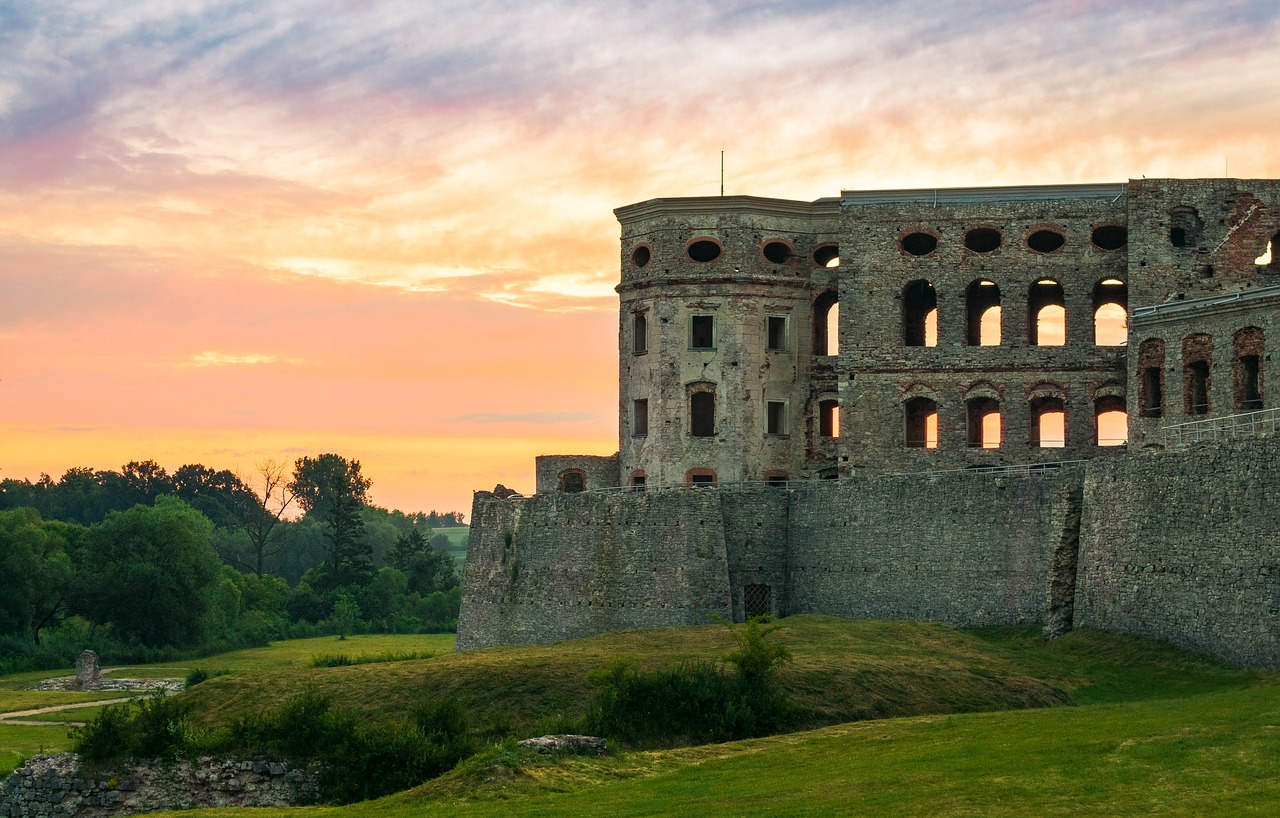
xmin=785 ymin=471 xmax=1080 ymax=626
xmin=456 ymin=489 xmax=734 ymax=650
xmin=1076 ymin=436 xmax=1280 ymax=666
xmin=719 ymin=490 xmax=791 ymax=620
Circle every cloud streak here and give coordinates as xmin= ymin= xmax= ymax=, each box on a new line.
xmin=1 ymin=0 xmax=1278 ymax=511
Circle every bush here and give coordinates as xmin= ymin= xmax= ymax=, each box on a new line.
xmin=585 ymin=617 xmax=793 ymax=746
xmin=73 ymin=693 xmax=210 ymax=761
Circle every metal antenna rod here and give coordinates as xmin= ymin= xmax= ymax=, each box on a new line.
xmin=720 ymin=150 xmax=724 ymax=196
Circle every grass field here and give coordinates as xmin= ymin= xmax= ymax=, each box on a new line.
xmin=3 ymin=617 xmax=1277 ymax=814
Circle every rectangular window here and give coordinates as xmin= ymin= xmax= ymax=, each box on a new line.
xmin=690 ymin=392 xmax=715 ymax=437
xmin=690 ymin=473 xmax=716 ymax=488
xmin=631 ymin=474 xmax=646 ymax=492
xmin=766 ymin=316 xmax=787 ymax=351
xmin=691 ymin=315 xmax=714 ymax=349
xmin=632 ymin=399 xmax=648 ymax=436
xmin=1142 ymin=367 xmax=1163 ymax=418
xmin=820 ymin=400 xmax=840 ymax=438
xmin=633 ymin=314 xmax=647 ymax=355
xmin=1241 ymin=355 xmax=1262 ymax=411
xmin=766 ymin=400 xmax=787 ymax=435
xmin=1187 ymin=361 xmax=1210 ymax=415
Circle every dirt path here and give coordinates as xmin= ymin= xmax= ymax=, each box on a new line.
xmin=0 ymin=697 xmax=136 ymax=727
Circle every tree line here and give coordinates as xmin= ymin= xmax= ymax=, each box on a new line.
xmin=0 ymin=455 xmax=467 ymax=672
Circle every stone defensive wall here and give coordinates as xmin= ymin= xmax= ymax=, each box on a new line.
xmin=1075 ymin=434 xmax=1280 ymax=666
xmin=460 ymin=434 xmax=1280 ymax=667
xmin=457 ymin=465 xmax=1086 ymax=650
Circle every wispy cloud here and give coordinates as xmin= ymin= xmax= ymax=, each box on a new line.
xmin=186 ymin=351 xmax=291 ymax=367
xmin=452 ymin=412 xmax=598 ymax=425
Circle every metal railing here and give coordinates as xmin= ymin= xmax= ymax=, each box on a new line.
xmin=1161 ymin=407 xmax=1280 ymax=447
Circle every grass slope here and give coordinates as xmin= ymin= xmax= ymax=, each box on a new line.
xmin=179 ymin=617 xmax=1075 ymax=738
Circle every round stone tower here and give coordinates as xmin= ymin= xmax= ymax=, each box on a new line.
xmin=613 ymin=195 xmax=842 ymax=489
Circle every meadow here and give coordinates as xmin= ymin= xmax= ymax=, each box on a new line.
xmin=2 ymin=616 xmax=1276 ymax=815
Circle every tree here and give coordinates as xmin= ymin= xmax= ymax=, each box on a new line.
xmin=389 ymin=528 xmax=458 ymax=595
xmin=288 ymin=455 xmax=374 ymax=592
xmin=74 ymin=497 xmax=221 ymax=648
xmin=330 ymin=594 xmax=362 ymax=640
xmin=225 ymin=459 xmax=296 ymax=577
xmin=172 ymin=464 xmax=254 ymax=530
xmin=0 ymin=508 xmax=84 ymax=644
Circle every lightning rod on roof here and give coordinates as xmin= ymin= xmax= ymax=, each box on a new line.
xmin=720 ymin=150 xmax=724 ymax=197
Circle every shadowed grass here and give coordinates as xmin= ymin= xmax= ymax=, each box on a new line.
xmin=0 ymin=723 xmax=74 ymax=777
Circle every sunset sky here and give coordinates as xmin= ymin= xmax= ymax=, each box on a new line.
xmin=3 ymin=0 xmax=1279 ymax=516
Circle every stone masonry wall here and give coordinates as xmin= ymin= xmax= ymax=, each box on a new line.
xmin=1 ymin=754 xmax=319 ymax=818
xmin=1075 ymin=435 xmax=1280 ymax=666
xmin=786 ymin=470 xmax=1082 ymax=626
xmin=456 ymin=488 xmax=735 ymax=649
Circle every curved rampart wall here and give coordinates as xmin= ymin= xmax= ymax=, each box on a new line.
xmin=1075 ymin=435 xmax=1280 ymax=666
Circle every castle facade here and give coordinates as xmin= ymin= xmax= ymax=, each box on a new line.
xmin=459 ymin=178 xmax=1280 ymax=666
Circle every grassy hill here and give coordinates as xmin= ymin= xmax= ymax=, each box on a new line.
xmin=4 ymin=616 xmax=1276 ymax=814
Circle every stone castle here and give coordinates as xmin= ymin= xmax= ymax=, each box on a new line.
xmin=457 ymin=178 xmax=1280 ymax=667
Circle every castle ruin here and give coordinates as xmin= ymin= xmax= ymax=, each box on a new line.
xmin=458 ymin=178 xmax=1280 ymax=666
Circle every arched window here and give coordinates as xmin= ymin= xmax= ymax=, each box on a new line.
xmin=966 ymin=396 xmax=1001 ymax=448
xmin=558 ymin=469 xmax=586 ymax=493
xmin=1029 ymin=395 xmax=1066 ymax=448
xmin=1169 ymin=206 xmax=1203 ymax=248
xmin=903 ymin=280 xmax=937 ymax=347
xmin=1234 ymin=327 xmax=1265 ymax=411
xmin=904 ymin=397 xmax=938 ymax=449
xmin=1092 ymin=278 xmax=1128 ymax=346
xmin=1028 ymin=280 xmax=1065 ymax=346
xmin=1094 ymin=396 xmax=1128 ymax=446
xmin=1138 ymin=338 xmax=1166 ymax=418
xmin=813 ymin=291 xmax=839 ymax=356
xmin=966 ymin=280 xmax=1002 ymax=346
xmin=1183 ymin=333 xmax=1213 ymax=415
xmin=686 ymin=468 xmax=717 ymax=488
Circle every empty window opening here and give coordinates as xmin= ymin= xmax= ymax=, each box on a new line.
xmin=633 ymin=399 xmax=649 ymax=436
xmin=1256 ymin=235 xmax=1278 ymax=269
xmin=763 ymin=241 xmax=791 ymax=264
xmin=1234 ymin=327 xmax=1265 ymax=411
xmin=813 ymin=245 xmax=840 ymax=267
xmin=1141 ymin=367 xmax=1163 ymax=418
xmin=1187 ymin=361 xmax=1211 ymax=415
xmin=633 ymin=313 xmax=647 ymax=354
xmin=1239 ymin=356 xmax=1262 ymax=410
xmin=766 ymin=401 xmax=787 ymax=435
xmin=632 ymin=245 xmax=651 ymax=268
xmin=1138 ymin=339 xmax=1166 ymax=420
xmin=691 ymin=315 xmax=714 ymax=349
xmin=904 ymin=397 xmax=938 ymax=449
xmin=765 ymin=472 xmax=788 ymax=488
xmin=819 ymin=468 xmax=839 ymax=480
xmin=966 ymin=397 xmax=1001 ymax=449
xmin=744 ymin=584 xmax=772 ymax=619
xmin=901 ymin=232 xmax=938 ymax=256
xmin=690 ymin=391 xmax=716 ymax=437
xmin=1030 ymin=397 xmax=1066 ymax=448
xmin=1182 ymin=333 xmax=1213 ymax=416
xmin=767 ymin=316 xmax=788 ymax=351
xmin=687 ymin=240 xmax=721 ymax=262
xmin=1169 ymin=207 xmax=1203 ymax=248
xmin=558 ymin=470 xmax=586 ymax=493
xmin=630 ymin=471 xmax=646 ymax=492
xmin=903 ymin=280 xmax=938 ymax=347
xmin=819 ymin=399 xmax=840 ymax=438
xmin=1027 ymin=230 xmax=1065 ymax=253
xmin=687 ymin=470 xmax=716 ymax=488
xmin=964 ymin=228 xmax=1002 ymax=253
xmin=1091 ymin=225 xmax=1128 ymax=250
xmin=966 ymin=280 xmax=1002 ymax=346
xmin=1094 ymin=396 xmax=1128 ymax=446
xmin=813 ymin=291 xmax=839 ymax=356
xmin=1092 ymin=278 xmax=1128 ymax=346
xmin=1029 ymin=280 xmax=1066 ymax=346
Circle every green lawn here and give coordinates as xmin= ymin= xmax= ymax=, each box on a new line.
xmin=0 ymin=723 xmax=74 ymax=777
xmin=149 ymin=684 xmax=1280 ymax=817
xmin=4 ymin=619 xmax=1278 ymax=815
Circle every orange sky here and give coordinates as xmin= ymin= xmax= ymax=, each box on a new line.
xmin=3 ymin=1 xmax=1280 ymax=516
